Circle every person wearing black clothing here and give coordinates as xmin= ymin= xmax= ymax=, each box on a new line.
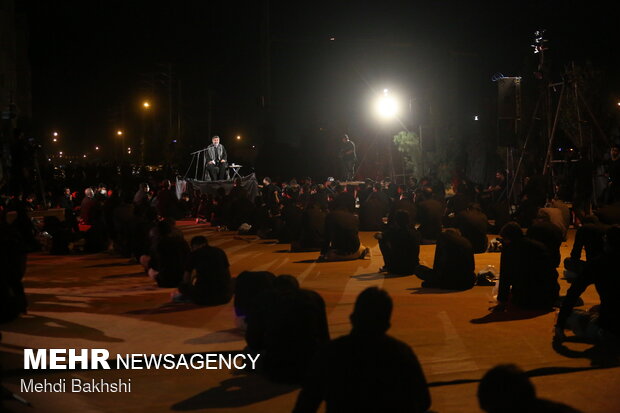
xmin=416 ymin=193 xmax=444 ymax=243
xmin=495 ymin=222 xmax=559 ymax=311
xmin=234 ymin=271 xmax=276 ymax=327
xmin=291 ymin=198 xmax=326 ymax=252
xmin=563 ymin=215 xmax=608 ymax=277
xmin=262 ymin=177 xmax=280 ymax=215
xmin=338 ymin=134 xmax=356 ymax=181
xmin=0 ymin=214 xmax=28 ymax=316
xmin=359 ymin=192 xmax=388 ymax=231
xmin=366 ymin=183 xmax=391 ymax=213
xmin=205 ymin=135 xmax=228 ymax=181
xmin=416 ymin=228 xmax=476 ymax=290
xmin=278 ymin=194 xmax=303 ymax=243
xmin=320 ymin=206 xmax=369 ymax=261
xmin=526 ymin=214 xmax=563 ymax=269
xmin=387 ymin=189 xmax=417 ymax=227
xmin=246 ymin=276 xmax=330 ymax=384
xmin=515 ymin=174 xmax=547 ymax=228
xmin=555 ymin=225 xmax=620 ymax=341
xmin=147 ymin=220 xmax=190 ymax=288
xmin=377 ymin=210 xmax=421 ymax=275
xmin=155 ymin=180 xmax=178 ymax=219
xmin=58 ymin=188 xmax=79 ymax=233
xmin=572 ymin=150 xmax=595 ymax=224
xmin=478 ymin=364 xmax=582 ymax=413
xmin=456 ymin=204 xmax=488 ymax=254
xmin=175 ymin=236 xmax=232 ymax=305
xmin=293 ymin=287 xmax=431 ymax=413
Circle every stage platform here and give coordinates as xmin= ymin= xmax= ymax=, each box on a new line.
xmin=1 ymin=225 xmax=619 ymax=412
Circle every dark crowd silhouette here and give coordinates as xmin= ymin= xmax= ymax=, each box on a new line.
xmin=6 ymin=144 xmax=620 ymax=411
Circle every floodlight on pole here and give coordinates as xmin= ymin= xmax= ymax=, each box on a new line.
xmin=376 ymin=89 xmax=399 ymax=119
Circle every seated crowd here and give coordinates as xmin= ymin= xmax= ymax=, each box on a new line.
xmin=4 ymin=168 xmax=620 ymax=412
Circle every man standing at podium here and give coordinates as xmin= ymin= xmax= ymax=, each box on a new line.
xmin=206 ymin=135 xmax=228 ymax=181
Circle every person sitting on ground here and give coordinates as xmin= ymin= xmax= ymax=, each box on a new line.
xmin=495 ymin=222 xmax=559 ymax=311
xmin=536 ymin=206 xmax=568 ymax=241
xmin=173 ymin=236 xmax=232 ymax=305
xmin=387 ymin=187 xmax=417 ymax=227
xmin=246 ymin=275 xmax=330 ymax=384
xmin=478 ymin=364 xmax=582 ymax=413
xmin=455 ymin=203 xmax=489 ymax=254
xmin=526 ymin=209 xmax=564 ymax=268
xmin=291 ymin=196 xmax=326 ymax=252
xmin=145 ymin=219 xmax=190 ymax=288
xmin=359 ymin=191 xmax=387 ymax=231
xmin=319 ymin=202 xmax=369 ymax=261
xmin=233 ymin=271 xmax=276 ymax=329
xmin=415 ymin=190 xmax=444 ymax=243
xmin=415 ymin=228 xmax=476 ymax=290
xmin=293 ymin=287 xmax=431 ymax=413
xmin=376 ymin=210 xmax=421 ymax=275
xmin=555 ymin=225 xmax=620 ymax=343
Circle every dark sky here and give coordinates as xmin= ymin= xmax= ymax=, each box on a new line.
xmin=21 ymin=0 xmax=619 ymax=171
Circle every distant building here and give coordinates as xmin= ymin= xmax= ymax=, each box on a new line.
xmin=0 ymin=0 xmax=32 ymax=190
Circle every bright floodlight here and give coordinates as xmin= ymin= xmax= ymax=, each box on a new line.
xmin=376 ymin=89 xmax=398 ymax=119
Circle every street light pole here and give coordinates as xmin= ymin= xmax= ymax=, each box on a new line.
xmin=141 ymin=101 xmax=150 ymax=165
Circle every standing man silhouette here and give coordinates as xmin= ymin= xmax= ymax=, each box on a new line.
xmin=339 ymin=134 xmax=357 ymax=181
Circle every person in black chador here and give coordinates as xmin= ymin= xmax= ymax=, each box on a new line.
xmin=416 ymin=228 xmax=476 ymax=290
xmin=376 ymin=210 xmax=421 ymax=275
xmin=415 ymin=190 xmax=444 ymax=243
xmin=338 ymin=134 xmax=356 ymax=181
xmin=146 ymin=219 xmax=190 ymax=288
xmin=455 ymin=203 xmax=489 ymax=254
xmin=291 ymin=196 xmax=326 ymax=252
xmin=494 ymin=222 xmax=559 ymax=311
xmin=205 ymin=135 xmax=228 ymax=181
xmin=173 ymin=236 xmax=232 ymax=306
xmin=320 ymin=203 xmax=369 ymax=261
xmin=293 ymin=287 xmax=431 ymax=413
xmin=245 ymin=275 xmax=330 ymax=384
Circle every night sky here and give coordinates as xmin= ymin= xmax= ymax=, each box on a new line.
xmin=21 ymin=0 xmax=619 ymax=177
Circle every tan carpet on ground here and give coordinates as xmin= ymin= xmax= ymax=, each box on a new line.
xmin=1 ymin=222 xmax=619 ymax=413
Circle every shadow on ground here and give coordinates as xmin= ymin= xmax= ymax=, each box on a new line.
xmin=552 ymin=337 xmax=620 ymax=367
xmin=470 ymin=309 xmax=553 ymax=324
xmin=352 ymin=273 xmax=412 ymax=281
xmin=171 ymin=369 xmax=298 ymax=410
xmin=124 ymin=302 xmax=200 ymax=315
xmin=1 ymin=314 xmax=123 ymax=342
xmin=407 ymin=287 xmax=460 ymax=295
xmin=184 ymin=329 xmax=245 ymax=345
